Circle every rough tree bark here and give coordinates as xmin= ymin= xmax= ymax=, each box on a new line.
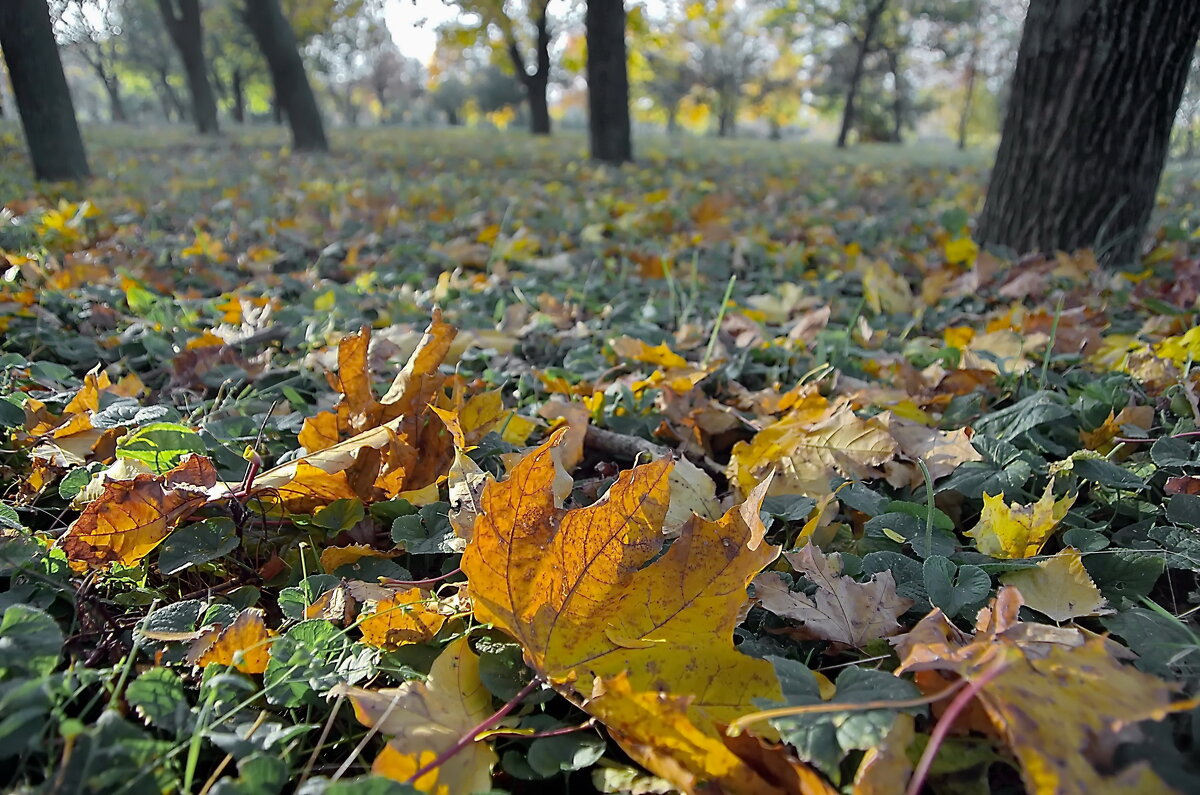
xmin=242 ymin=0 xmax=328 ymax=151
xmin=586 ymin=0 xmax=632 ymax=163
xmin=836 ymin=0 xmax=888 ymax=149
xmin=0 ymin=0 xmax=91 ymax=181
xmin=506 ymin=8 xmax=553 ymax=135
xmin=977 ymin=0 xmax=1200 ymax=265
xmin=157 ymin=0 xmax=220 ymax=134
xmin=231 ymin=68 xmax=246 ymax=123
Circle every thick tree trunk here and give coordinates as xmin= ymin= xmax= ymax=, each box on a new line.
xmin=446 ymin=108 xmax=460 ymax=126
xmin=157 ymin=0 xmax=220 ymax=134
xmin=0 ymin=0 xmax=90 ymax=181
xmin=232 ymin=69 xmax=246 ymax=123
xmin=977 ymin=0 xmax=1200 ymax=266
xmin=586 ymin=0 xmax=632 ymax=163
xmin=242 ymin=0 xmax=328 ymax=150
xmin=836 ymin=0 xmax=887 ymax=149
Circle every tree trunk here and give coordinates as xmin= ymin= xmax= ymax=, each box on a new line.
xmin=836 ymin=0 xmax=888 ymax=149
xmin=507 ymin=10 xmax=553 ymax=135
xmin=957 ymin=47 xmax=979 ymax=150
xmin=232 ymin=69 xmax=246 ymax=123
xmin=666 ymin=104 xmax=678 ymax=135
xmin=717 ymin=105 xmax=734 ymax=137
xmin=98 ymin=69 xmax=128 ymax=122
xmin=446 ymin=108 xmax=460 ymax=126
xmin=0 ymin=0 xmax=90 ymax=181
xmin=242 ymin=0 xmax=328 ymax=151
xmin=156 ymin=70 xmax=188 ymax=122
xmin=886 ymin=47 xmax=904 ymax=143
xmin=157 ymin=0 xmax=220 ymax=134
xmin=586 ymin=0 xmax=632 ymax=163
xmin=977 ymin=0 xmax=1200 ymax=266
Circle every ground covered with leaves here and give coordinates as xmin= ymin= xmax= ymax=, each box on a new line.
xmin=3 ymin=125 xmax=1200 ymax=795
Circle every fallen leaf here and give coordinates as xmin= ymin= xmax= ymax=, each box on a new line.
xmin=188 ymin=608 xmax=276 ymax=674
xmin=462 ymin=430 xmax=783 ymax=779
xmin=1001 ymin=549 xmax=1110 ymax=622
xmin=319 ymin=544 xmax=392 ymax=575
xmin=964 ymin=482 xmax=1075 ymax=559
xmin=851 ymin=713 xmax=914 ymax=795
xmin=359 ymin=588 xmax=448 ymax=650
xmin=537 ymin=399 xmax=590 ymax=472
xmin=754 ymin=544 xmax=912 ymax=647
xmin=62 ymin=454 xmax=219 ymax=570
xmin=894 ymin=587 xmax=1190 ymax=795
xmin=337 ymin=636 xmax=498 ymax=793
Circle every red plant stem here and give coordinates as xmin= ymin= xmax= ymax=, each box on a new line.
xmin=406 ymin=676 xmax=542 ymax=786
xmin=381 ymin=568 xmax=463 ymax=588
xmin=905 ymin=661 xmax=1007 ymax=795
xmin=1114 ymin=430 xmax=1200 ymax=444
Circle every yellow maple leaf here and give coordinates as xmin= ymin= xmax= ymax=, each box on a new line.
xmin=944 ymin=236 xmax=979 ymax=266
xmin=1001 ymin=549 xmax=1110 ymax=622
xmin=1154 ymin=325 xmax=1200 ymax=366
xmin=338 ymin=637 xmax=497 ymax=794
xmin=894 ymin=587 xmax=1191 ymax=795
xmin=462 ymin=430 xmax=783 ymax=786
xmin=188 ymin=608 xmax=276 ymax=674
xmin=965 ymin=482 xmax=1075 ymax=559
xmin=62 ymin=454 xmax=218 ymax=570
xmin=359 ymin=589 xmax=448 ymax=650
xmin=727 ymin=402 xmax=897 ymax=498
xmin=860 ymin=259 xmax=916 ymax=316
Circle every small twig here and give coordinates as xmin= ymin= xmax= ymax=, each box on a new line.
xmin=584 ymin=426 xmax=668 ymax=461
xmin=406 ymin=677 xmax=542 ymax=786
xmin=380 ymin=567 xmax=463 ymax=589
xmin=482 ymin=718 xmax=597 ymax=740
xmin=298 ymin=691 xmax=345 ymax=789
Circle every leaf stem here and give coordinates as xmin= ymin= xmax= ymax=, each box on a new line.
xmin=702 ymin=274 xmax=737 ymax=367
xmin=406 ymin=676 xmax=542 ymax=787
xmin=380 ymin=567 xmax=463 ymax=588
xmin=905 ymin=660 xmax=1007 ymax=795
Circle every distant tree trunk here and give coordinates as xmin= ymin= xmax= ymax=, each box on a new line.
xmin=586 ymin=0 xmax=632 ymax=163
xmin=666 ymin=104 xmax=679 ymax=135
xmin=155 ymin=70 xmax=188 ymax=122
xmin=242 ymin=0 xmax=328 ymax=150
xmin=836 ymin=0 xmax=888 ymax=149
xmin=977 ymin=0 xmax=1200 ymax=266
xmin=886 ymin=46 xmax=903 ymax=143
xmin=446 ymin=108 xmax=460 ymax=126
xmin=717 ymin=104 xmax=735 ymax=137
xmin=957 ymin=43 xmax=979 ymax=150
xmin=157 ymin=0 xmax=220 ymax=134
xmin=507 ymin=10 xmax=553 ymax=135
xmin=769 ymin=118 xmax=782 ymax=140
xmin=0 ymin=0 xmax=91 ymax=181
xmin=96 ymin=67 xmax=128 ymax=122
xmin=231 ymin=68 xmax=246 ymax=123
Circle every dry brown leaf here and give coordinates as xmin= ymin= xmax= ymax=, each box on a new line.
xmin=754 ymin=544 xmax=912 ymax=647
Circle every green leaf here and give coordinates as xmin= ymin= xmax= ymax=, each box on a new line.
xmin=126 ymin=668 xmax=194 ymax=735
xmin=0 ymin=396 xmax=23 ymax=428
xmin=312 ymin=499 xmax=365 ymax=532
xmin=1151 ymin=437 xmax=1198 ymax=467
xmin=0 ymin=605 xmax=63 ymax=677
xmin=973 ymin=392 xmax=1072 ymax=441
xmin=1167 ymin=495 xmax=1200 ymax=529
xmin=1071 ymin=458 xmax=1144 ymax=490
xmin=1084 ymin=549 xmax=1165 ymax=602
xmin=157 ymin=517 xmax=238 ymax=575
xmin=1102 ymin=608 xmax=1200 ymax=678
xmin=116 ymin=422 xmax=207 ymax=473
xmin=0 ymin=503 xmax=20 ymax=531
xmin=526 ymin=734 xmax=607 ymax=777
xmin=924 ymin=556 xmax=991 ymax=618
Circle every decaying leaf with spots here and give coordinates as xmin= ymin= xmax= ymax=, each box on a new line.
xmin=754 ymin=544 xmax=912 ymax=647
xmin=336 ymin=636 xmax=497 ymax=794
xmin=462 ymin=430 xmax=785 ymax=790
xmin=62 ymin=454 xmax=219 ymax=570
xmin=1001 ymin=548 xmax=1110 ymax=622
xmin=187 ymin=608 xmax=276 ymax=674
xmin=894 ymin=587 xmax=1192 ymax=795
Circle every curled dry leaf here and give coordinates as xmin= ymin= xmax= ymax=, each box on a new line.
xmin=337 ymin=636 xmax=497 ymax=793
xmin=62 ymin=454 xmax=219 ymax=570
xmin=754 ymin=544 xmax=912 ymax=647
xmin=965 ymin=481 xmax=1075 ymax=559
xmin=463 ymin=430 xmax=785 ymax=791
xmin=728 ymin=398 xmax=897 ymax=498
xmin=187 ymin=608 xmax=276 ymax=675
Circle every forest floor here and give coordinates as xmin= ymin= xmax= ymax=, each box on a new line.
xmin=2 ymin=125 xmax=1200 ymax=794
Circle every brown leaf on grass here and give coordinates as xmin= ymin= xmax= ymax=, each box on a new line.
xmin=188 ymin=608 xmax=276 ymax=674
xmin=754 ymin=544 xmax=912 ymax=647
xmin=359 ymin=588 xmax=448 ymax=650
xmin=462 ymin=430 xmax=784 ymax=788
xmin=62 ymin=454 xmax=218 ymax=570
xmin=883 ymin=414 xmax=983 ymax=483
xmin=893 ymin=587 xmax=1191 ymax=795
xmin=337 ymin=636 xmax=497 ymax=793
